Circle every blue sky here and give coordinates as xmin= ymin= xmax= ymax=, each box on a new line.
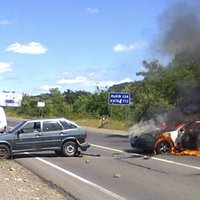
xmin=0 ymin=0 xmax=197 ymax=95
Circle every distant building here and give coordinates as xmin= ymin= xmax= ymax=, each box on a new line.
xmin=0 ymin=91 xmax=23 ymax=107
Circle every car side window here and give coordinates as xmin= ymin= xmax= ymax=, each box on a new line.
xmin=20 ymin=122 xmax=41 ymax=133
xmin=60 ymin=120 xmax=77 ymax=129
xmin=43 ymin=121 xmax=63 ymax=132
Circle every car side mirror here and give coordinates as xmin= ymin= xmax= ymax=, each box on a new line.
xmin=17 ymin=129 xmax=23 ymax=135
xmin=16 ymin=131 xmax=21 ymax=137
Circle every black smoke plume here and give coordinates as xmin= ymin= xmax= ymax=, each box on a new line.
xmin=155 ymin=1 xmax=200 ymax=58
xmin=130 ymin=2 xmax=200 ymax=137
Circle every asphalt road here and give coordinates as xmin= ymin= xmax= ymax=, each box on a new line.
xmin=8 ymin=119 xmax=200 ymax=200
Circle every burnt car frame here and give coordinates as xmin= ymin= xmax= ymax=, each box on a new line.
xmin=130 ymin=120 xmax=200 ymax=154
xmin=0 ymin=118 xmax=90 ymax=159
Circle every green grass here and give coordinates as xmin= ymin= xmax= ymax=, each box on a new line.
xmin=7 ymin=113 xmax=131 ymax=131
xmin=75 ymin=118 xmax=131 ymax=131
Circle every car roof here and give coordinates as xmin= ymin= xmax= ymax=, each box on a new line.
xmin=22 ymin=118 xmax=73 ymax=123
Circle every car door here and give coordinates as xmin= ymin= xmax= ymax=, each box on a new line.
xmin=182 ymin=121 xmax=200 ymax=149
xmin=14 ymin=121 xmax=42 ymax=151
xmin=41 ymin=120 xmax=63 ymax=148
xmin=59 ymin=119 xmax=85 ymax=142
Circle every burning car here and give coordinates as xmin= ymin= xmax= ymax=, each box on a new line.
xmin=130 ymin=120 xmax=200 ymax=155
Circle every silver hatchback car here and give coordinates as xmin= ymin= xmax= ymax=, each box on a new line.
xmin=0 ymin=118 xmax=90 ymax=159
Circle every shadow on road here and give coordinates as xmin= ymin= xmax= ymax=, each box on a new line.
xmin=11 ymin=152 xmax=57 ymax=159
xmin=105 ymin=134 xmax=129 ymax=138
xmin=125 ymin=148 xmax=154 ymax=156
xmin=12 ymin=151 xmax=101 ymax=160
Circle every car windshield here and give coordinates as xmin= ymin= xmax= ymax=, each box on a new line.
xmin=8 ymin=121 xmax=27 ymax=133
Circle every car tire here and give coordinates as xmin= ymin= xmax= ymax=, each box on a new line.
xmin=62 ymin=141 xmax=77 ymax=157
xmin=54 ymin=150 xmax=63 ymax=157
xmin=0 ymin=144 xmax=11 ymax=159
xmin=155 ymin=139 xmax=173 ymax=154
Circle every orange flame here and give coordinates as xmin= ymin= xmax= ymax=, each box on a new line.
xmin=175 ymin=149 xmax=200 ymax=156
xmin=154 ymin=135 xmax=200 ymax=156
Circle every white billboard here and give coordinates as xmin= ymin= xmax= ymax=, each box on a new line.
xmin=0 ymin=92 xmax=23 ymax=107
xmin=37 ymin=102 xmax=45 ymax=107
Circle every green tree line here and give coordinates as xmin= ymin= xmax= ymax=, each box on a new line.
xmin=6 ymin=51 xmax=200 ymax=128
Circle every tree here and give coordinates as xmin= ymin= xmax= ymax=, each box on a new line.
xmin=47 ymin=88 xmax=72 ymax=117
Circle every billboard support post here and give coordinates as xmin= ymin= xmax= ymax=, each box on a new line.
xmin=37 ymin=102 xmax=45 ymax=118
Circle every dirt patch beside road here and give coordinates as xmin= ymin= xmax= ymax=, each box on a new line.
xmin=0 ymin=159 xmax=71 ymax=200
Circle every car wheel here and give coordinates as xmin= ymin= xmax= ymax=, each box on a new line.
xmin=155 ymin=139 xmax=173 ymax=154
xmin=62 ymin=141 xmax=77 ymax=157
xmin=0 ymin=144 xmax=11 ymax=159
xmin=54 ymin=150 xmax=63 ymax=157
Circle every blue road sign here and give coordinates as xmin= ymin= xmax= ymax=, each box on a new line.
xmin=109 ymin=92 xmax=131 ymax=105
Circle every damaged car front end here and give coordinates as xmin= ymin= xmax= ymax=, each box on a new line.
xmin=130 ymin=131 xmax=158 ymax=152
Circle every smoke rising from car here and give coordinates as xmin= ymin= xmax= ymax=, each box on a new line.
xmin=130 ymin=1 xmax=200 ymax=138
xmin=153 ymin=1 xmax=200 ymax=122
xmin=129 ymin=114 xmax=166 ymax=137
xmin=154 ymin=1 xmax=200 ymax=58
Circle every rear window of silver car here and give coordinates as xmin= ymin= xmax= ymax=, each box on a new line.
xmin=60 ymin=120 xmax=77 ymax=129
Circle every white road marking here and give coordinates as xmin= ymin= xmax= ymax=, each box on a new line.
xmin=91 ymin=144 xmax=132 ymax=153
xmin=33 ymin=156 xmax=126 ymax=200
xmin=151 ymin=157 xmax=200 ymax=170
xmin=91 ymin=143 xmax=200 ymax=170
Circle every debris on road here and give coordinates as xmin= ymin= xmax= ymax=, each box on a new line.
xmin=113 ymin=174 xmax=121 ymax=178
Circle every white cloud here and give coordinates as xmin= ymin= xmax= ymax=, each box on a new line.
xmin=95 ymin=78 xmax=133 ymax=88
xmin=0 ymin=19 xmax=11 ymax=25
xmin=57 ymin=76 xmax=133 ymax=89
xmin=57 ymin=76 xmax=89 ymax=85
xmin=86 ymin=8 xmax=99 ymax=14
xmin=0 ymin=62 xmax=12 ymax=73
xmin=38 ymin=75 xmax=133 ymax=93
xmin=88 ymin=70 xmax=106 ymax=77
xmin=40 ymin=84 xmax=61 ymax=91
xmin=113 ymin=41 xmax=144 ymax=52
xmin=5 ymin=42 xmax=48 ymax=54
